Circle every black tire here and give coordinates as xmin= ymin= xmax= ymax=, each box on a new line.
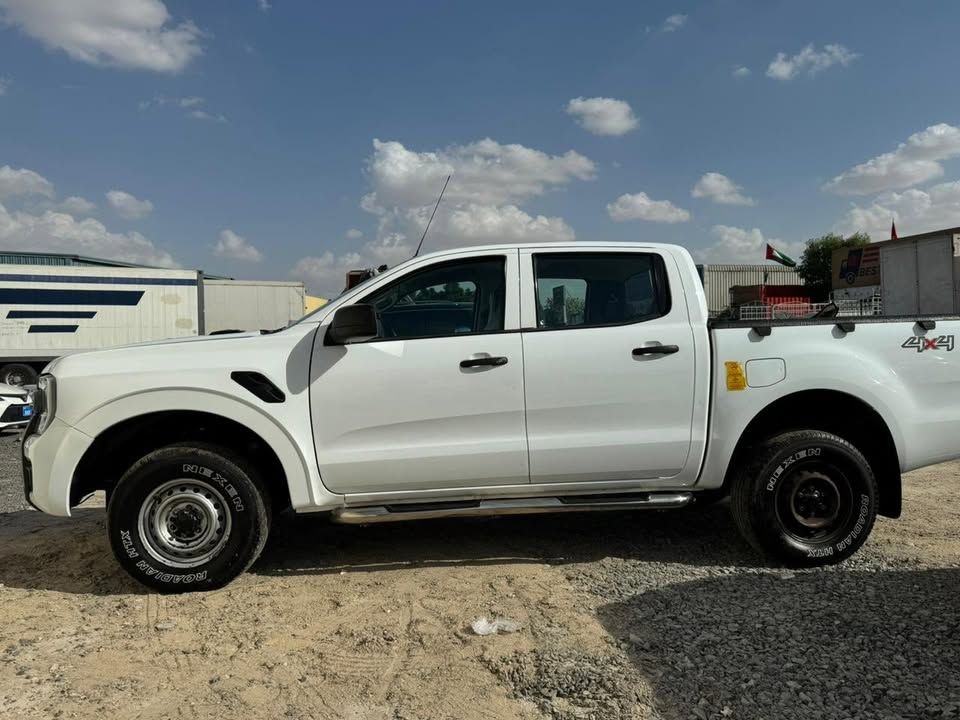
xmin=731 ymin=430 xmax=878 ymax=567
xmin=1 ymin=363 xmax=38 ymax=387
xmin=107 ymin=443 xmax=271 ymax=593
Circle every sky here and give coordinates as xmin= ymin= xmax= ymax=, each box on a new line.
xmin=2 ymin=1 xmax=960 ymax=296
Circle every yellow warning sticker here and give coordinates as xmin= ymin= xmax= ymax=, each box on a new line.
xmin=725 ymin=361 xmax=747 ymax=391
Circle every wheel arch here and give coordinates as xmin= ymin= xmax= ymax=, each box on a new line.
xmin=721 ymin=389 xmax=902 ymax=518
xmin=69 ymin=390 xmax=328 ymax=512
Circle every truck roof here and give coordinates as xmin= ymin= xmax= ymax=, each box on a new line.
xmin=414 ymin=241 xmax=684 ymax=262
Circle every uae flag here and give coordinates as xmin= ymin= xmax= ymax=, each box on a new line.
xmin=765 ymin=243 xmax=797 ymax=268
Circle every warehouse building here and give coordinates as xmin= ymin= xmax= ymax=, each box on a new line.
xmin=696 ymin=263 xmax=803 ymax=317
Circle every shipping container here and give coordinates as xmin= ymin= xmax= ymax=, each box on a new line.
xmin=696 ymin=264 xmax=803 ymax=316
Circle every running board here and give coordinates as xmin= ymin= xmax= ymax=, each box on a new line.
xmin=332 ymin=492 xmax=693 ymax=524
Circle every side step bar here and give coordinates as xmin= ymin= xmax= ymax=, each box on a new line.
xmin=332 ymin=492 xmax=693 ymax=524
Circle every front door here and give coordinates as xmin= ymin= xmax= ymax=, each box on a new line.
xmin=310 ymin=251 xmax=528 ymax=494
xmin=519 ymin=248 xmax=698 ymax=485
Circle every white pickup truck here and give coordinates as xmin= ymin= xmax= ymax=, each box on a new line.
xmin=21 ymin=242 xmax=960 ymax=592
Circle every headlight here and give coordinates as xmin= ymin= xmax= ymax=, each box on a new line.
xmin=34 ymin=373 xmax=56 ymax=435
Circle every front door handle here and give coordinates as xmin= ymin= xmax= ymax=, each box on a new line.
xmin=632 ymin=345 xmax=679 ymax=356
xmin=460 ymin=356 xmax=509 ymax=368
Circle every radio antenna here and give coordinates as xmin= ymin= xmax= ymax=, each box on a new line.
xmin=414 ymin=174 xmax=451 ymax=257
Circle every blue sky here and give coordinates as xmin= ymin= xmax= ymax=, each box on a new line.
xmin=2 ymin=1 xmax=960 ymax=295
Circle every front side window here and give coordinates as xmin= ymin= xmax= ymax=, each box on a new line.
xmin=534 ymin=253 xmax=670 ymax=329
xmin=361 ymin=256 xmax=506 ymax=339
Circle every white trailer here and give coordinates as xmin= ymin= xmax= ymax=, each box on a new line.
xmin=0 ymin=265 xmax=305 ymax=385
xmin=879 ymin=229 xmax=960 ymax=315
xmin=201 ymin=279 xmax=305 ymax=334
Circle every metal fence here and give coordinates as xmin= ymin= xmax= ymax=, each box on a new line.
xmin=738 ymin=297 xmax=883 ymax=320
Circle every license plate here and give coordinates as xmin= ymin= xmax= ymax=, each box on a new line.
xmin=21 ymin=405 xmax=32 ymax=417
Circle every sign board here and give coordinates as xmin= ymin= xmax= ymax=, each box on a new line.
xmin=832 ymin=245 xmax=881 ymax=289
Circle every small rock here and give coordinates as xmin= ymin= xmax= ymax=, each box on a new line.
xmin=155 ymin=621 xmax=176 ymax=631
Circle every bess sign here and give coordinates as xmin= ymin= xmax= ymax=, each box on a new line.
xmin=832 ymin=245 xmax=881 ymax=289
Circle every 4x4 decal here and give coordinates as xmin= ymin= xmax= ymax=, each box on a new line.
xmin=901 ymin=335 xmax=955 ymax=352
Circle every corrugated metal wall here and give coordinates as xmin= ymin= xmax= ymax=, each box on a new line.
xmin=0 ymin=253 xmax=75 ymax=266
xmin=698 ymin=264 xmax=804 ymax=315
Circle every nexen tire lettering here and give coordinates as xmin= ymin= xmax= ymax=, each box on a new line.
xmin=181 ymin=464 xmax=245 ymax=512
xmin=765 ymin=448 xmax=822 ymax=492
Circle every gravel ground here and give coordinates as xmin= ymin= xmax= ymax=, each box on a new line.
xmin=0 ymin=432 xmax=26 ymax=514
xmin=0 ymin=431 xmax=958 ymax=719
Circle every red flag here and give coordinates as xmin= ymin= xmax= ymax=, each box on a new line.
xmin=891 ymin=219 xmax=898 ymax=241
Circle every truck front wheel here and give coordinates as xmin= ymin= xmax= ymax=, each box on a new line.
xmin=106 ymin=444 xmax=271 ymax=593
xmin=731 ymin=430 xmax=878 ymax=566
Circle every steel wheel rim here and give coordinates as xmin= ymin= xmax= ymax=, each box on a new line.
xmin=789 ymin=471 xmax=841 ymax=529
xmin=774 ymin=462 xmax=854 ymax=543
xmin=138 ymin=478 xmax=232 ymax=569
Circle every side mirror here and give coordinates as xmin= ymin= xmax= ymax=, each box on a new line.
xmin=325 ymin=304 xmax=378 ymax=345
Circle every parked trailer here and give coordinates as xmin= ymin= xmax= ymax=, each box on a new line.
xmin=202 ymin=280 xmax=305 ymax=334
xmin=0 ymin=266 xmax=305 ymax=385
xmin=879 ymin=229 xmax=960 ymax=316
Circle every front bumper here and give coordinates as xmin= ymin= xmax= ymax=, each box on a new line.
xmin=22 ymin=417 xmax=93 ymax=517
xmin=0 ymin=401 xmax=32 ymax=429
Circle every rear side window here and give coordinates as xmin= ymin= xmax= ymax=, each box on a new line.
xmin=533 ymin=253 xmax=670 ymax=329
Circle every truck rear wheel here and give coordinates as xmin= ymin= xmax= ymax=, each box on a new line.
xmin=106 ymin=444 xmax=271 ymax=593
xmin=730 ymin=430 xmax=878 ymax=567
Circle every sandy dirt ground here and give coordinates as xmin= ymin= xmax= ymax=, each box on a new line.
xmin=0 ymin=433 xmax=957 ymax=719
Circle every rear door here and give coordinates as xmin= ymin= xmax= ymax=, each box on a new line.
xmin=519 ymin=248 xmax=699 ymax=485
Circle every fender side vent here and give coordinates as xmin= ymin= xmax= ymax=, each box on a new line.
xmin=231 ymin=371 xmax=285 ymax=403
xmin=917 ymin=319 xmax=937 ymax=331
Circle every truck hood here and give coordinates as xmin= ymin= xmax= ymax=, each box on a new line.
xmin=47 ymin=325 xmax=314 ymax=385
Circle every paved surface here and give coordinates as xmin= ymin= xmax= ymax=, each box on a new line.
xmin=1 ymin=432 xmax=958 ymax=719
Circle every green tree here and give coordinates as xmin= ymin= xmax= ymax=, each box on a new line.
xmin=797 ymin=232 xmax=871 ymax=301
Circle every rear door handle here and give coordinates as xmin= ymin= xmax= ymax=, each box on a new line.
xmin=460 ymin=356 xmax=509 ymax=368
xmin=632 ymin=345 xmax=679 ymax=356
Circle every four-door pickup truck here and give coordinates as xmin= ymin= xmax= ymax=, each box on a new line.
xmin=20 ymin=242 xmax=960 ymax=592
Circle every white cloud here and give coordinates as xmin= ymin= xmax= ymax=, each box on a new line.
xmin=106 ymin=190 xmax=153 ymax=220
xmin=213 ymin=229 xmax=262 ymax=262
xmin=823 ymin=123 xmax=960 ymax=196
xmin=296 ymin=137 xmax=594 ymax=296
xmin=607 ymin=192 xmax=691 ymax=223
xmin=0 ymin=0 xmax=203 ymax=73
xmin=691 ymin=172 xmax=756 ymax=206
xmin=345 ymin=228 xmax=363 ymax=240
xmin=0 ymin=201 xmax=176 ymax=266
xmin=834 ymin=181 xmax=960 ymax=239
xmin=662 ymin=14 xmax=687 ymax=32
xmin=766 ymin=43 xmax=858 ymax=81
xmin=139 ymin=94 xmax=226 ymax=122
xmin=59 ymin=196 xmax=96 ymax=215
xmin=188 ymin=109 xmax=227 ymax=123
xmin=565 ymin=97 xmax=638 ymax=136
xmin=732 ymin=66 xmax=751 ymax=78
xmin=291 ymin=235 xmax=413 ymax=297
xmin=0 ymin=76 xmax=10 ymax=95
xmin=696 ymin=225 xmax=804 ymax=265
xmin=0 ymin=165 xmax=54 ymax=198
xmin=367 ymin=138 xmax=595 ymax=208
xmin=444 ymin=203 xmax=575 ymax=243
xmin=257 ymin=0 xmax=272 ymax=10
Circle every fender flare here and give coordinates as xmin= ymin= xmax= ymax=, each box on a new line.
xmin=72 ymin=388 xmax=336 ymax=511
